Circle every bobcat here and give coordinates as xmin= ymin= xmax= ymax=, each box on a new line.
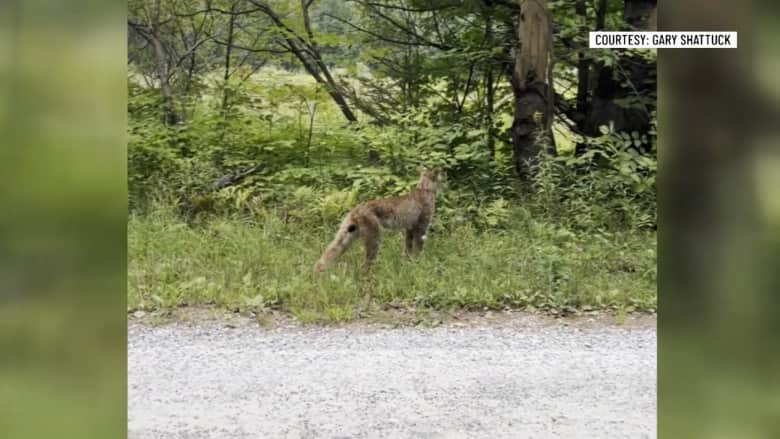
xmin=313 ymin=168 xmax=442 ymax=274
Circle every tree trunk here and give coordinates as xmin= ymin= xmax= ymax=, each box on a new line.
xmin=595 ymin=0 xmax=608 ymax=31
xmin=314 ymin=63 xmax=358 ymax=122
xmin=575 ymin=0 xmax=589 ymax=115
xmin=624 ymin=0 xmax=657 ymax=30
xmin=509 ymin=0 xmax=553 ymax=179
xmin=299 ymin=0 xmax=358 ymax=123
xmin=179 ymin=49 xmax=198 ymax=122
xmin=483 ymin=5 xmax=496 ymax=161
xmin=149 ymin=31 xmax=178 ymax=126
xmin=580 ymin=0 xmax=656 ymax=148
xmin=221 ymin=3 xmax=236 ymax=113
xmin=144 ymin=0 xmax=178 ymax=126
xmin=510 ymin=80 xmax=551 ymax=177
xmin=486 ymin=66 xmax=495 ymax=161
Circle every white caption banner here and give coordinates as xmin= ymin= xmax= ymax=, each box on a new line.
xmin=589 ymin=32 xmax=738 ymax=49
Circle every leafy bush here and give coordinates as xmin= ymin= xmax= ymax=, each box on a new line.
xmin=528 ymin=122 xmax=656 ymax=230
xmin=129 ymin=73 xmax=656 ymax=233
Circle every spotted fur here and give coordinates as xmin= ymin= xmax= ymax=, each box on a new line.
xmin=313 ymin=168 xmax=442 ymax=274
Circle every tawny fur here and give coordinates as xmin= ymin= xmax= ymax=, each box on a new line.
xmin=313 ymin=168 xmax=442 ymax=274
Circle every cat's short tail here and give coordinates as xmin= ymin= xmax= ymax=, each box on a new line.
xmin=313 ymin=217 xmax=359 ymax=275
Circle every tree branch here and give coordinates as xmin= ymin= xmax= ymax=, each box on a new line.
xmin=213 ymin=164 xmax=264 ymax=190
xmin=213 ymin=38 xmax=291 ymax=54
xmin=354 ymin=1 xmax=460 ymax=13
xmin=356 ymin=0 xmax=452 ymax=50
xmin=173 ymin=6 xmax=263 ymax=18
xmin=322 ymin=13 xmax=452 ymax=50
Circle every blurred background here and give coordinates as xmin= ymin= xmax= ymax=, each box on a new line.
xmin=660 ymin=0 xmax=780 ymax=437
xmin=0 ymin=0 xmax=778 ymax=438
xmin=0 ymin=0 xmax=126 ymax=438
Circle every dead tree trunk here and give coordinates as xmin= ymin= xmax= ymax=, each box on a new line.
xmin=509 ymin=0 xmax=554 ymax=179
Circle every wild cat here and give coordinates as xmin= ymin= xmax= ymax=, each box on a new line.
xmin=313 ymin=168 xmax=442 ymax=274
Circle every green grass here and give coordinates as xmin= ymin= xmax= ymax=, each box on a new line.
xmin=128 ymin=204 xmax=656 ymax=322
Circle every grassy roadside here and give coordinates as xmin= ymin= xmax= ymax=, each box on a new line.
xmin=129 ymin=205 xmax=656 ymax=323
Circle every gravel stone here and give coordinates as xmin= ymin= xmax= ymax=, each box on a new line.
xmin=129 ymin=321 xmax=656 ymax=438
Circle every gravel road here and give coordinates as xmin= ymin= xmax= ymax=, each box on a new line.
xmin=128 ymin=319 xmax=656 ymax=439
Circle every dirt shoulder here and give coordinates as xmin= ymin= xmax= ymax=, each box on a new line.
xmin=128 ymin=305 xmax=656 ymax=331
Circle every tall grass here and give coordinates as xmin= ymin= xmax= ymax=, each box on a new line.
xmin=129 ymin=202 xmax=656 ymax=322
